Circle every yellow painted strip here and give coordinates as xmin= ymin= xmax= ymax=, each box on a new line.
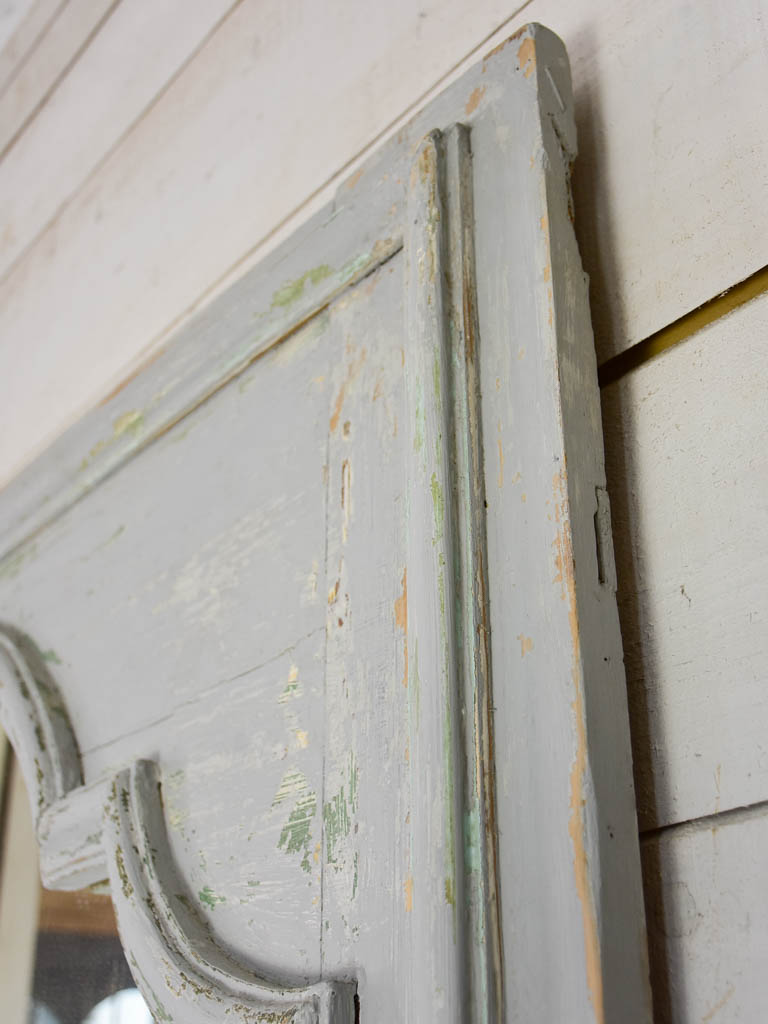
xmin=599 ymin=264 xmax=768 ymax=388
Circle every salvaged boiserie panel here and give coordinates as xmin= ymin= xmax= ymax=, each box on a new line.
xmin=0 ymin=26 xmax=651 ymax=1022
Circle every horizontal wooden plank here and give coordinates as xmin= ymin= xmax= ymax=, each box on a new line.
xmin=0 ymin=0 xmax=237 ymax=272
xmin=0 ymin=0 xmax=60 ymax=93
xmin=602 ymin=291 xmax=768 ymax=830
xmin=1 ymin=0 xmax=766 ymax=484
xmin=0 ymin=0 xmax=38 ymax=64
xmin=0 ymin=0 xmax=116 ymax=155
xmin=642 ymin=805 xmax=768 ymax=1023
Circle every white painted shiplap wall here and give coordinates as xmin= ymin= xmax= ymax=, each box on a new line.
xmin=0 ymin=1 xmax=766 ymax=1019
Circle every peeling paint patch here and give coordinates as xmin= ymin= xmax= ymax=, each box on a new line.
xmin=465 ymin=85 xmax=486 ymax=115
xmin=278 ymin=791 xmax=317 ymax=869
xmin=198 ymin=886 xmax=226 ymax=909
xmin=553 ymin=468 xmax=605 ymax=1023
xmin=323 ymin=753 xmax=358 ymax=866
xmin=404 ymin=874 xmax=414 ymax=912
xmin=395 ymin=568 xmax=408 ymax=687
xmin=518 ymin=634 xmax=534 ymax=657
xmin=329 ymin=348 xmax=367 ymax=433
xmin=271 ymin=265 xmax=333 ymax=309
xmin=517 ymin=37 xmax=536 ymax=78
xmin=278 ymin=665 xmax=302 ymax=704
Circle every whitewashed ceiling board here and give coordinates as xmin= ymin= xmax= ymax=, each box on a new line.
xmin=0 ymin=26 xmax=651 ymax=1022
xmin=1 ymin=0 xmax=766 ymax=487
xmin=602 ymin=291 xmax=768 ymax=831
xmin=0 ymin=0 xmax=238 ymax=271
xmin=0 ymin=0 xmax=115 ymax=154
xmin=0 ymin=0 xmax=38 ymax=65
xmin=641 ymin=807 xmax=768 ymax=1024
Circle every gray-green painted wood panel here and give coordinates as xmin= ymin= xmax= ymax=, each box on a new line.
xmin=0 ymin=24 xmax=651 ymax=1023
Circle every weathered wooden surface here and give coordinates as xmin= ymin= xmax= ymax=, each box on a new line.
xmin=1 ymin=0 xmax=767 ymax=486
xmin=0 ymin=26 xmax=650 ymax=1022
xmin=602 ymin=291 xmax=768 ymax=831
xmin=641 ymin=805 xmax=768 ymax=1023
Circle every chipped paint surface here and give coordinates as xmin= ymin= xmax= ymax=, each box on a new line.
xmin=465 ymin=85 xmax=486 ymax=115
xmin=517 ymin=36 xmax=536 ymax=79
xmin=395 ymin=568 xmax=408 ymax=686
xmin=518 ymin=634 xmax=534 ymax=657
xmin=553 ymin=469 xmax=605 ymax=1022
xmin=271 ymin=265 xmax=333 ymax=309
xmin=198 ymin=885 xmax=226 ymax=909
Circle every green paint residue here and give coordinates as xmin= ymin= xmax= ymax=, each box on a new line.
xmin=430 ymin=472 xmax=445 ymax=545
xmin=113 ymin=409 xmax=144 ymax=437
xmin=198 ymin=886 xmax=226 ymax=909
xmin=352 ymin=852 xmax=359 ymax=901
xmin=272 ymin=768 xmax=308 ymax=807
xmin=278 ymin=792 xmax=317 ymax=861
xmin=444 ymin=876 xmax=455 ymax=907
xmin=277 ymin=680 xmax=301 ymax=705
xmin=271 ymin=265 xmax=333 ymax=309
xmin=339 ymin=252 xmax=370 ymax=282
xmin=433 ymin=350 xmax=442 ymax=401
xmin=323 ymin=753 xmax=358 ymax=866
xmin=413 ymin=377 xmax=425 ymax=455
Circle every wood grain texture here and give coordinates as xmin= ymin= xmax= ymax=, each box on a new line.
xmin=0 ymin=0 xmax=38 ymax=61
xmin=1 ymin=0 xmax=766 ymax=487
xmin=602 ymin=292 xmax=768 ymax=831
xmin=0 ymin=0 xmax=58 ymax=91
xmin=38 ymin=885 xmax=118 ymax=935
xmin=0 ymin=0 xmax=116 ymax=155
xmin=641 ymin=806 xmax=768 ymax=1023
xmin=0 ymin=0 xmax=237 ymax=273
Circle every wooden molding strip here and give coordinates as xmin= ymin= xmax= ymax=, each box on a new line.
xmin=0 ymin=625 xmax=81 ymax=823
xmin=104 ymin=760 xmax=356 ymax=1024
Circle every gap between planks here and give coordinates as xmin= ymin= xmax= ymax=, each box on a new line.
xmin=0 ymin=0 xmax=121 ymax=162
xmin=598 ymin=263 xmax=768 ymax=389
xmin=0 ymin=0 xmax=247 ymax=285
xmin=639 ymin=796 xmax=768 ymax=844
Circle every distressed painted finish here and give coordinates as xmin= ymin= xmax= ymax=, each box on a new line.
xmin=0 ymin=25 xmax=650 ymax=1022
xmin=103 ymin=760 xmax=354 ymax=1024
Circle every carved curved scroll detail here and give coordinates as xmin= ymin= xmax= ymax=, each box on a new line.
xmin=104 ymin=759 xmax=356 ymax=1024
xmin=0 ymin=624 xmax=82 ymax=822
